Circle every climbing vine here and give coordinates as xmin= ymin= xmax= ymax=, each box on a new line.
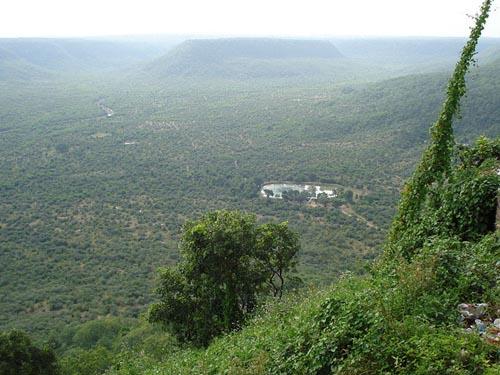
xmin=386 ymin=0 xmax=494 ymax=259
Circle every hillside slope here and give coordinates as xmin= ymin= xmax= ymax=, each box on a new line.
xmin=0 ymin=38 xmax=167 ymax=80
xmin=147 ymin=38 xmax=346 ymax=78
xmin=332 ymin=37 xmax=500 ymax=64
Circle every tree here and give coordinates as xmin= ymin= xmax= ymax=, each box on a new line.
xmin=0 ymin=330 xmax=60 ymax=375
xmin=317 ymin=192 xmax=329 ymax=207
xmin=148 ymin=210 xmax=300 ymax=345
xmin=344 ymin=190 xmax=354 ymax=203
xmin=282 ymin=190 xmax=312 ymax=203
xmin=59 ymin=346 xmax=112 ymax=375
xmin=263 ymin=189 xmax=274 ymax=198
xmin=256 ymin=222 xmax=300 ymax=298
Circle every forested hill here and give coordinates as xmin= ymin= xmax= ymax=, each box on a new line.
xmin=0 ymin=52 xmax=53 ymax=81
xmin=332 ymin=37 xmax=500 ymax=64
xmin=3 ymin=36 xmax=500 ymax=81
xmin=162 ymin=38 xmax=343 ymax=60
xmin=336 ymin=56 xmax=500 ymax=144
xmin=0 ymin=38 xmax=168 ymax=80
xmin=147 ymin=38 xmax=345 ymax=78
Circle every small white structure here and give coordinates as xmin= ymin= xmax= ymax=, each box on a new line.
xmin=261 ymin=183 xmax=337 ymax=200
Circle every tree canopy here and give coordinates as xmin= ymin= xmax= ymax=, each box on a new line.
xmin=148 ymin=210 xmax=300 ymax=345
xmin=0 ymin=330 xmax=60 ymax=375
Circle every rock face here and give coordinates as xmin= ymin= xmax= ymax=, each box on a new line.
xmin=458 ymin=303 xmax=488 ymax=322
xmin=458 ymin=303 xmax=500 ymax=345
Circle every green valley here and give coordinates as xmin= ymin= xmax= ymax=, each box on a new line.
xmin=0 ymin=2 xmax=499 ymax=373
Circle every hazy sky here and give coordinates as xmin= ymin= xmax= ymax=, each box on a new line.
xmin=1 ymin=0 xmax=499 ymax=38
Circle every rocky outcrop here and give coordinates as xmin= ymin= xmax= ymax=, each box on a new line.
xmin=458 ymin=303 xmax=500 ymax=345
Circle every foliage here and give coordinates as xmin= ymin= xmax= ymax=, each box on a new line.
xmin=108 ymin=240 xmax=499 ymax=374
xmin=53 ymin=318 xmax=177 ymax=375
xmin=387 ymin=0 xmax=494 ymax=259
xmin=51 ymin=318 xmax=134 ymax=353
xmin=255 ymin=222 xmax=300 ymax=298
xmin=382 ymin=137 xmax=499 ymax=258
xmin=110 ymin=160 xmax=498 ymax=372
xmin=59 ymin=346 xmax=112 ymax=375
xmin=0 ymin=330 xmax=60 ymax=375
xmin=148 ymin=210 xmax=300 ymax=345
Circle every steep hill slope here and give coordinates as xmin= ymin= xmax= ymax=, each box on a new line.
xmin=332 ymin=37 xmax=500 ymax=64
xmin=0 ymin=38 xmax=167 ymax=80
xmin=0 ymin=53 xmax=53 ymax=81
xmin=326 ymin=56 xmax=500 ymax=144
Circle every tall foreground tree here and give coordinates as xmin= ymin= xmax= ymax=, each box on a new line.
xmin=148 ymin=210 xmax=300 ymax=345
xmin=0 ymin=330 xmax=60 ymax=375
xmin=386 ymin=0 xmax=495 ymax=260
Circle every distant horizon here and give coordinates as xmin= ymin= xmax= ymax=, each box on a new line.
xmin=2 ymin=33 xmax=500 ymax=41
xmin=1 ymin=0 xmax=499 ymax=39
